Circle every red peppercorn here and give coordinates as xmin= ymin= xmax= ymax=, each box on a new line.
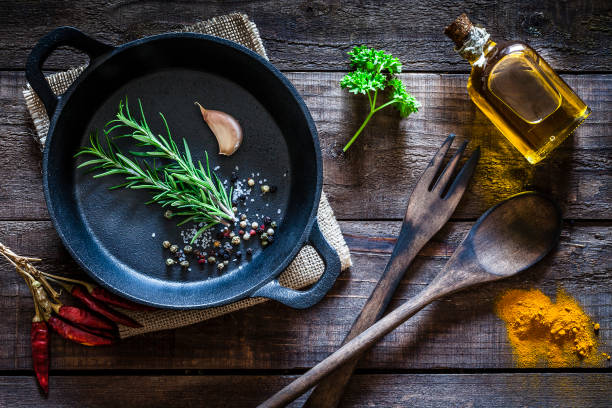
xmin=250 ymin=229 xmax=256 ymax=236
xmin=198 ymin=259 xmax=206 ymax=264
xmin=239 ymin=230 xmax=244 ymax=235
xmin=260 ymin=225 xmax=265 ymax=230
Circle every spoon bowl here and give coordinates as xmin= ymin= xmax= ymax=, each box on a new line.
xmin=471 ymin=192 xmax=562 ymax=277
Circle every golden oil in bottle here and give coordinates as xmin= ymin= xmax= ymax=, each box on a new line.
xmin=445 ymin=14 xmax=590 ymax=164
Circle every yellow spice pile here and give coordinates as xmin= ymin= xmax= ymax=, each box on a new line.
xmin=495 ymin=288 xmax=607 ymax=367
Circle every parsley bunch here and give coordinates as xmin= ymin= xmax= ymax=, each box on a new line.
xmin=340 ymin=46 xmax=420 ymax=151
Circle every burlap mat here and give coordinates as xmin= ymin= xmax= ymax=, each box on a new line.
xmin=23 ymin=13 xmax=351 ymax=338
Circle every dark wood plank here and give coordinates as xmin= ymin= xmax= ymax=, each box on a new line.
xmin=1 ymin=220 xmax=609 ymax=370
xmin=2 ymin=373 xmax=612 ymax=407
xmin=0 ymin=0 xmax=610 ymax=71
xmin=1 ymin=72 xmax=609 ymax=220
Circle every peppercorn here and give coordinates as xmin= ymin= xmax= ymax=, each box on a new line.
xmin=243 ymin=232 xmax=250 ymax=240
xmin=260 ymin=225 xmax=265 ymax=230
xmin=217 ymin=263 xmax=225 ymax=271
xmin=251 ymin=222 xmax=259 ymax=229
xmin=231 ymin=236 xmax=241 ymax=245
xmin=193 ymin=249 xmax=201 ymax=256
xmin=230 ymin=172 xmax=238 ymax=183
xmin=240 ymin=214 xmax=247 ymax=221
xmin=269 ymin=185 xmax=277 ymax=193
xmin=262 ymin=240 xmax=269 ymax=247
xmin=250 ymin=229 xmax=256 ymax=236
xmin=270 ymin=221 xmax=277 ymax=228
xmin=247 ymin=178 xmax=255 ymax=187
xmin=246 ymin=248 xmax=253 ymax=256
xmin=216 ymin=231 xmax=225 ymax=240
xmin=198 ymin=258 xmax=206 ymax=264
xmin=263 ymin=216 xmax=272 ymax=225
xmin=261 ymin=185 xmax=270 ymax=193
xmin=232 ymin=206 xmax=238 ymax=213
xmin=229 ymin=231 xmax=235 ymax=238
xmin=261 ymin=233 xmax=269 ymax=241
xmin=267 ymin=236 xmax=274 ymax=244
xmin=224 ymin=260 xmax=229 ymax=266
xmin=180 ymin=260 xmax=189 ymax=268
xmin=162 ymin=240 xmax=171 ymax=249
xmin=207 ymin=256 xmax=216 ymax=264
xmin=164 ymin=209 xmax=173 ymax=219
xmin=267 ymin=228 xmax=275 ymax=235
xmin=166 ymin=258 xmax=176 ymax=266
xmin=213 ymin=241 xmax=221 ymax=248
xmin=239 ymin=194 xmax=247 ymax=201
xmin=169 ymin=245 xmax=178 ymax=253
xmin=240 ymin=220 xmax=247 ymax=229
xmin=183 ymin=245 xmax=193 ymax=254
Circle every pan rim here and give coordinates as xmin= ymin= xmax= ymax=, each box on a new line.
xmin=42 ymin=32 xmax=323 ymax=309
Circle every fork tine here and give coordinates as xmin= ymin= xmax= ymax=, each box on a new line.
xmin=420 ymin=134 xmax=455 ymax=185
xmin=444 ymin=146 xmax=481 ymax=201
xmin=432 ymin=140 xmax=468 ymax=194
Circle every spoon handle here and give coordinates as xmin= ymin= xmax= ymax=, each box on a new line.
xmin=257 ymin=281 xmax=443 ymax=408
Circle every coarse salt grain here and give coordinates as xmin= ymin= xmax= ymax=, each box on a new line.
xmin=214 ymin=165 xmax=220 ymax=171
xmin=151 ymin=232 xmax=156 ymax=237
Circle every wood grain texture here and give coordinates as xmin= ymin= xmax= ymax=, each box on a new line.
xmin=1 ymin=220 xmax=609 ymax=371
xmin=0 ymin=0 xmax=610 ymax=71
xmin=1 ymin=72 xmax=610 ymax=221
xmin=1 ymin=374 xmax=611 ymax=407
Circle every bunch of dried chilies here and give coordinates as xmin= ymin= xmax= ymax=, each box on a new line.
xmin=0 ymin=242 xmax=155 ymax=395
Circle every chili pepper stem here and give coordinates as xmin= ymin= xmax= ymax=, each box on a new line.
xmin=39 ymin=271 xmax=95 ymax=291
xmin=0 ymin=243 xmax=62 ymax=300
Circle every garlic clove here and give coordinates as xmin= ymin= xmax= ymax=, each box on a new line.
xmin=195 ymin=102 xmax=243 ymax=156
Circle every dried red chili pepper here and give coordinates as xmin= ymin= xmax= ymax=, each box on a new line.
xmin=68 ymin=284 xmax=142 ymax=328
xmin=48 ymin=316 xmax=113 ymax=346
xmin=74 ymin=324 xmax=119 ymax=341
xmin=51 ymin=304 xmax=117 ymax=331
xmin=88 ymin=286 xmax=157 ymax=311
xmin=31 ymin=317 xmax=49 ymax=395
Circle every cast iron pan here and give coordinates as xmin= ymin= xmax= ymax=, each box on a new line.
xmin=26 ymin=27 xmax=341 ymax=309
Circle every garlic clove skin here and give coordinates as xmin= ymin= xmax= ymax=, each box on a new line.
xmin=195 ymin=102 xmax=243 ymax=156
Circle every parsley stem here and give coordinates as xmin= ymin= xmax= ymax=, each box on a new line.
xmin=372 ymin=99 xmax=397 ymax=113
xmin=343 ymin=109 xmax=375 ymax=152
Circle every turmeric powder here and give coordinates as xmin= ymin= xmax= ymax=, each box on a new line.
xmin=495 ymin=288 xmax=606 ymax=367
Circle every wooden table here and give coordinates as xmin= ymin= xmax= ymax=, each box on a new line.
xmin=1 ymin=1 xmax=610 ymax=406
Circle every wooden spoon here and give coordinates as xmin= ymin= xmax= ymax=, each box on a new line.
xmin=258 ymin=191 xmax=562 ymax=408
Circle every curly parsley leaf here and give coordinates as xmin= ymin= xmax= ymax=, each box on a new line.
xmin=340 ymin=46 xmax=419 ymax=151
xmin=340 ymin=69 xmax=386 ymax=94
xmin=388 ymin=78 xmax=421 ymax=117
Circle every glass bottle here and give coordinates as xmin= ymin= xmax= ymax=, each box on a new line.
xmin=445 ymin=14 xmax=591 ymax=164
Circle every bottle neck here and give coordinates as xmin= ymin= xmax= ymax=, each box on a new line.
xmin=456 ymin=26 xmax=494 ymax=66
xmin=467 ymin=39 xmax=496 ymax=66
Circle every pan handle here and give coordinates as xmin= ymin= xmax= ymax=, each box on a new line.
xmin=250 ymin=218 xmax=342 ymax=309
xmin=26 ymin=26 xmax=114 ymax=117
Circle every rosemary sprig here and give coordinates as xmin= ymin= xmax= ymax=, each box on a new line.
xmin=76 ymin=99 xmax=236 ymax=243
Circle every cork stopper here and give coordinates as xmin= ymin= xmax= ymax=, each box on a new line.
xmin=445 ymin=13 xmax=473 ymax=47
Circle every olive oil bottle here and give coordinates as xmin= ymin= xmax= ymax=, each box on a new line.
xmin=445 ymin=14 xmax=591 ymax=164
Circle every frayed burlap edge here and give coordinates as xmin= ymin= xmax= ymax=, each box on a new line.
xmin=21 ymin=13 xmax=352 ymax=338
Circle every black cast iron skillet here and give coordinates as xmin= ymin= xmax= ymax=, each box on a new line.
xmin=26 ymin=27 xmax=341 ymax=309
